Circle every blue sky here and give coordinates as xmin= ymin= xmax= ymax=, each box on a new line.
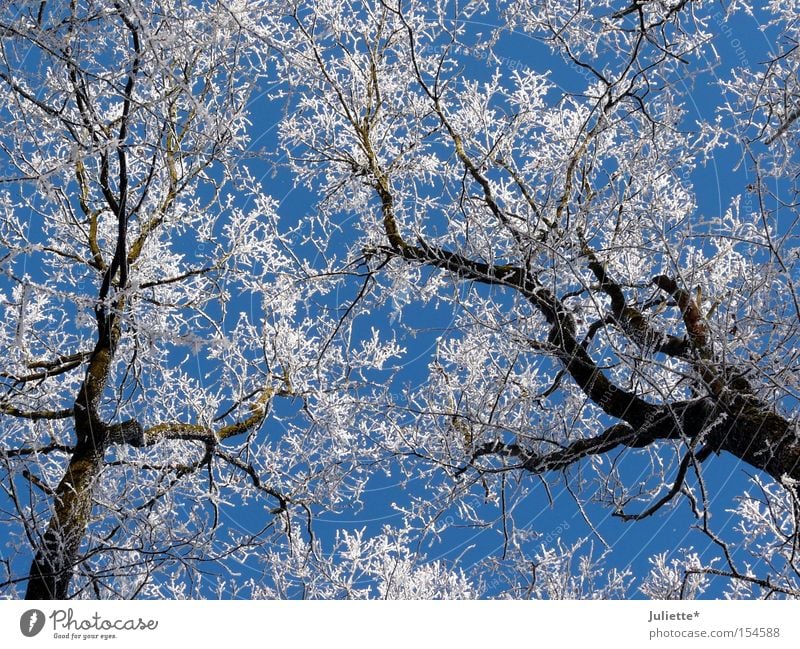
xmin=0 ymin=1 xmax=793 ymax=599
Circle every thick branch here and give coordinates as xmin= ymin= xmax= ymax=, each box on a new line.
xmin=467 ymin=393 xmax=800 ymax=494
xmin=581 ymin=240 xmax=690 ymax=357
xmin=651 ymin=274 xmax=708 ymax=349
xmin=0 ymin=404 xmax=73 ymax=420
xmin=1 ymin=356 xmax=88 ymax=383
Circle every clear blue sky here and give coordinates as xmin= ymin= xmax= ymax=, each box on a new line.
xmin=0 ymin=2 xmax=788 ymax=599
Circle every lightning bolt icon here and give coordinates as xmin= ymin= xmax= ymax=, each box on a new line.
xmin=28 ymin=611 xmax=38 ymax=633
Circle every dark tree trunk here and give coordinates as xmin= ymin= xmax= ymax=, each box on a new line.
xmin=25 ymin=444 xmax=105 ymax=599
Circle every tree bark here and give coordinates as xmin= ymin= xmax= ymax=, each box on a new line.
xmin=25 ymin=443 xmax=105 ymax=599
xmin=25 ymin=341 xmax=114 ymax=598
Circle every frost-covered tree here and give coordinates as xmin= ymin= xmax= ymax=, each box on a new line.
xmin=0 ymin=0 xmax=356 ymax=599
xmin=1 ymin=0 xmax=799 ymax=600
xmin=271 ymin=0 xmax=800 ymax=598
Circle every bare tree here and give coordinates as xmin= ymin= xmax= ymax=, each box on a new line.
xmin=1 ymin=0 xmax=799 ymax=600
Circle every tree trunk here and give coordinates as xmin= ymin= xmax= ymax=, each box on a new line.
xmin=25 ymin=443 xmax=105 ymax=599
xmin=25 ymin=345 xmax=112 ymax=599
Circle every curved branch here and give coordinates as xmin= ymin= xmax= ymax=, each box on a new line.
xmin=0 ymin=404 xmax=73 ymax=420
xmin=651 ymin=274 xmax=708 ymax=349
xmin=614 ymin=444 xmax=713 ymax=521
xmin=580 ymin=238 xmax=690 ymax=357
